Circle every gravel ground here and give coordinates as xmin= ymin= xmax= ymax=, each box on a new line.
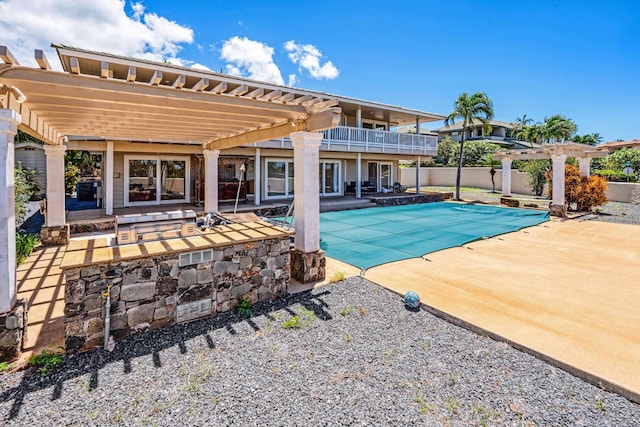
xmin=422 ymin=186 xmax=640 ymax=226
xmin=1 ymin=278 xmax=638 ymax=426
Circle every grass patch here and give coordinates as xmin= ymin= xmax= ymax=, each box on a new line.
xmin=29 ymin=349 xmax=63 ymax=375
xmin=282 ymin=307 xmax=316 ymax=330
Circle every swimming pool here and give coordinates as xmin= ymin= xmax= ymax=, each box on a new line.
xmin=316 ymin=202 xmax=549 ymax=270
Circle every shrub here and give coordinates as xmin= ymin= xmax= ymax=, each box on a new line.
xmin=65 ymin=164 xmax=81 ymax=195
xmin=552 ymin=165 xmax=608 ymax=211
xmin=594 ymin=169 xmax=637 ymax=182
xmin=522 ymin=160 xmax=549 ymax=196
xmin=16 ymin=232 xmax=40 ymax=265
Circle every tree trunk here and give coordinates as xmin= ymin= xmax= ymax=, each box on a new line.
xmin=455 ymin=129 xmax=465 ymax=200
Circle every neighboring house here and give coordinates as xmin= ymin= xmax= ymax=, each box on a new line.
xmin=50 ymin=46 xmax=444 ymax=209
xmin=431 ymin=119 xmax=541 ymax=150
xmin=598 ymin=139 xmax=640 ymax=152
xmin=15 ymin=141 xmax=46 ymax=196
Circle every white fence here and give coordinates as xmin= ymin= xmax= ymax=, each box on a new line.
xmin=399 ymin=167 xmax=640 ymax=204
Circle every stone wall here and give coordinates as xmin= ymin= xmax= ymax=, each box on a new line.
xmin=62 ymin=237 xmax=290 ymax=353
xmin=41 ymin=225 xmax=70 ymax=246
xmin=0 ymin=299 xmax=27 ymax=361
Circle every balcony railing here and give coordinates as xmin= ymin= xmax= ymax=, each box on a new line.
xmin=252 ymin=125 xmax=438 ymax=154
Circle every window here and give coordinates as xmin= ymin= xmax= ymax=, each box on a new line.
xmin=318 ymin=161 xmax=340 ymax=196
xmin=265 ymin=159 xmax=294 ymax=198
xmin=125 ymin=155 xmax=189 ymax=206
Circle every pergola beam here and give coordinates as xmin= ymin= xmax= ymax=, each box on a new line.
xmin=206 ymin=107 xmax=340 ymax=151
xmin=0 ymin=46 xmax=19 ymax=65
xmin=34 ymin=50 xmax=51 ymax=70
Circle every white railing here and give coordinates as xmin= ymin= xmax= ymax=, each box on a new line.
xmin=254 ymin=125 xmax=438 ymax=154
xmin=321 ymin=126 xmax=438 ymax=154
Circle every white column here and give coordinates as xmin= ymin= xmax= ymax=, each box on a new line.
xmin=415 ymin=155 xmax=421 ymax=194
xmin=551 ymin=154 xmax=567 ymax=207
xmin=578 ymin=157 xmax=590 ymax=177
xmin=356 ymin=152 xmax=362 ymax=198
xmin=0 ymin=110 xmax=18 ymax=313
xmin=501 ymin=158 xmax=512 ymax=196
xmin=254 ymin=148 xmax=261 ymax=206
xmin=203 ymin=149 xmax=220 ymax=213
xmin=291 ymin=131 xmax=322 ymax=253
xmin=355 ymin=107 xmax=362 ymax=128
xmin=105 ymin=141 xmax=114 ymax=215
xmin=44 ymin=144 xmax=67 ymax=227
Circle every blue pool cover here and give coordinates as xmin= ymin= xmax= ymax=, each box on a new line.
xmin=313 ymin=202 xmax=549 ymax=270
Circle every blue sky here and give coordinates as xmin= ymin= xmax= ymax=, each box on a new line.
xmin=1 ymin=0 xmax=638 ymax=141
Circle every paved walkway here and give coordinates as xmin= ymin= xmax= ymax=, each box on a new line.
xmin=16 ymin=245 xmax=66 ymax=362
xmin=364 ymin=219 xmax=640 ymax=403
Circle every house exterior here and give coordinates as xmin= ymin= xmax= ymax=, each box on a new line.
xmin=431 ymin=119 xmax=543 ymax=150
xmin=598 ymin=139 xmax=640 ymax=152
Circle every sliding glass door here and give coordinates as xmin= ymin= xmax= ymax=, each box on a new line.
xmin=266 ymin=159 xmax=294 ymax=199
xmin=319 ymin=161 xmax=340 ymax=196
xmin=125 ymin=155 xmax=189 ymax=206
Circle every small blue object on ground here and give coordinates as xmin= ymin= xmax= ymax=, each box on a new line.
xmin=404 ymin=291 xmax=420 ymax=309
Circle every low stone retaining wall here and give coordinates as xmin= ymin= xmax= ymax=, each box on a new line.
xmin=0 ymin=300 xmax=27 ymax=361
xmin=62 ymin=236 xmax=290 ymax=353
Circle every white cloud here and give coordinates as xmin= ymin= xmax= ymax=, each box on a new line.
xmin=220 ymin=36 xmax=284 ymax=85
xmin=191 ymin=63 xmax=211 ymax=71
xmin=284 ymin=40 xmax=339 ymax=80
xmin=0 ymin=0 xmax=194 ymax=69
xmin=287 ymin=74 xmax=298 ymax=86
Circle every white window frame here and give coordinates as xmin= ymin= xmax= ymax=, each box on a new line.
xmin=367 ymin=161 xmax=393 ymax=191
xmin=264 ymin=158 xmax=294 ymax=200
xmin=124 ymin=154 xmax=190 ymax=206
xmin=319 ymin=160 xmax=341 ymax=196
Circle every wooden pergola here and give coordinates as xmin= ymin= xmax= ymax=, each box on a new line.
xmin=494 ymin=142 xmax=609 ymax=217
xmin=0 ymin=44 xmax=342 ymax=318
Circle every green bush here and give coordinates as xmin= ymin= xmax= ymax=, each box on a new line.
xmin=16 ymin=232 xmax=40 ymax=265
xmin=65 ymin=164 xmax=81 ymax=195
xmin=522 ymin=160 xmax=549 ymax=196
xmin=594 ymin=169 xmax=637 ymax=182
xmin=597 ymin=148 xmax=640 ymax=173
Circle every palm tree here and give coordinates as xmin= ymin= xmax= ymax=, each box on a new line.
xmin=444 ymin=92 xmax=494 ymax=200
xmin=481 ymin=153 xmax=500 ymax=193
xmin=572 ymin=133 xmax=602 ymax=146
xmin=542 ymin=114 xmax=576 ymax=143
xmin=512 ymin=114 xmax=533 ymax=139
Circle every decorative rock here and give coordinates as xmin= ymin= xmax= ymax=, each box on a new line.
xmin=404 ymin=291 xmax=421 ymax=309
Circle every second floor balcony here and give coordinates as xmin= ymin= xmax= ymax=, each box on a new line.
xmin=251 ymin=125 xmax=438 ymax=156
